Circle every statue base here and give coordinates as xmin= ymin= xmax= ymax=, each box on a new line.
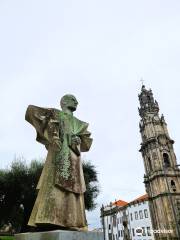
xmin=15 ymin=230 xmax=104 ymax=240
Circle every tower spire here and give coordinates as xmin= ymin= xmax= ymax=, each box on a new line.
xmin=138 ymin=85 xmax=159 ymax=118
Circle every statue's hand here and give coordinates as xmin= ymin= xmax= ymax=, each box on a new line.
xmin=71 ymin=135 xmax=81 ymax=145
xmin=52 ymin=136 xmax=61 ymax=149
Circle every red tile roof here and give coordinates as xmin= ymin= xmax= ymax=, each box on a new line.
xmin=132 ymin=193 xmax=148 ymax=202
xmin=112 ymin=194 xmax=148 ymax=207
xmin=113 ymin=199 xmax=128 ymax=207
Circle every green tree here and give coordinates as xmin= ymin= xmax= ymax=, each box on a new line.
xmin=83 ymin=160 xmax=100 ymax=210
xmin=0 ymin=158 xmax=43 ymax=232
xmin=0 ymin=157 xmax=99 ymax=232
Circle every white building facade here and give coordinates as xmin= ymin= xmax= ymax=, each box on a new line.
xmin=101 ymin=194 xmax=154 ymax=240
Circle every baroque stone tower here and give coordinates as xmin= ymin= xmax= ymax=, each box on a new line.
xmin=138 ymin=85 xmax=180 ymax=240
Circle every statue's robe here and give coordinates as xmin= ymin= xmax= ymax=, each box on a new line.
xmin=25 ymin=105 xmax=92 ymax=229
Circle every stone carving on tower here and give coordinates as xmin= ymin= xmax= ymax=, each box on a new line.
xmin=138 ymin=85 xmax=180 ymax=240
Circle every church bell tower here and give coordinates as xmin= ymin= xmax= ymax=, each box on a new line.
xmin=138 ymin=85 xmax=180 ymax=240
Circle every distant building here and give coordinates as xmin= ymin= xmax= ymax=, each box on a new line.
xmin=101 ymin=194 xmax=154 ymax=240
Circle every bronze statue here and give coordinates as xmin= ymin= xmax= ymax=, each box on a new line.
xmin=25 ymin=94 xmax=92 ymax=231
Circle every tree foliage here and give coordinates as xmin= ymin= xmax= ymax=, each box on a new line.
xmin=83 ymin=160 xmax=100 ymax=211
xmin=0 ymin=157 xmax=99 ymax=232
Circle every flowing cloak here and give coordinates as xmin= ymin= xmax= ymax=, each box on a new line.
xmin=25 ymin=105 xmax=92 ymax=228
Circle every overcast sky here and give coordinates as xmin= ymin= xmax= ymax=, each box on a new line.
xmin=1 ymin=0 xmax=180 ymax=229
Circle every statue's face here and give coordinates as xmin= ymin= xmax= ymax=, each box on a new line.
xmin=61 ymin=94 xmax=78 ymax=112
xmin=67 ymin=95 xmax=78 ymax=111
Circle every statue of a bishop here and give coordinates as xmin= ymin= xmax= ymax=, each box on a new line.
xmin=25 ymin=94 xmax=92 ymax=231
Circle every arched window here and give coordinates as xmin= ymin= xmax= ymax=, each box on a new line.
xmin=163 ymin=153 xmax=170 ymax=168
xmin=171 ymin=180 xmax=176 ymax=192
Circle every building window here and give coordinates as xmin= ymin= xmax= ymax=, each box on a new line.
xmin=163 ymin=153 xmax=170 ymax=167
xmin=144 ymin=209 xmax=148 ymax=218
xmin=109 ymin=224 xmax=111 ymax=230
xmin=139 ymin=210 xmax=143 ymax=219
xmin=142 ymin=227 xmax=146 ymax=236
xmin=130 ymin=213 xmax=133 ymax=221
xmin=147 ymin=227 xmax=151 ymax=236
xmin=108 ymin=233 xmax=112 ymax=240
xmin=132 ymin=228 xmax=135 ymax=237
xmin=118 ymin=230 xmax=120 ymax=237
xmin=135 ymin=211 xmax=138 ymax=220
xmin=113 ymin=216 xmax=116 ymax=227
xmin=171 ymin=180 xmax=176 ymax=192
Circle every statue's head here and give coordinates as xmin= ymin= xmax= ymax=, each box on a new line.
xmin=60 ymin=94 xmax=78 ymax=112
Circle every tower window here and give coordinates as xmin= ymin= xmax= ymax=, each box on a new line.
xmin=163 ymin=153 xmax=170 ymax=168
xmin=171 ymin=180 xmax=176 ymax=192
xmin=147 ymin=95 xmax=151 ymax=102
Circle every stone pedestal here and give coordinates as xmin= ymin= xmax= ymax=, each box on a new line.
xmin=15 ymin=230 xmax=104 ymax=240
